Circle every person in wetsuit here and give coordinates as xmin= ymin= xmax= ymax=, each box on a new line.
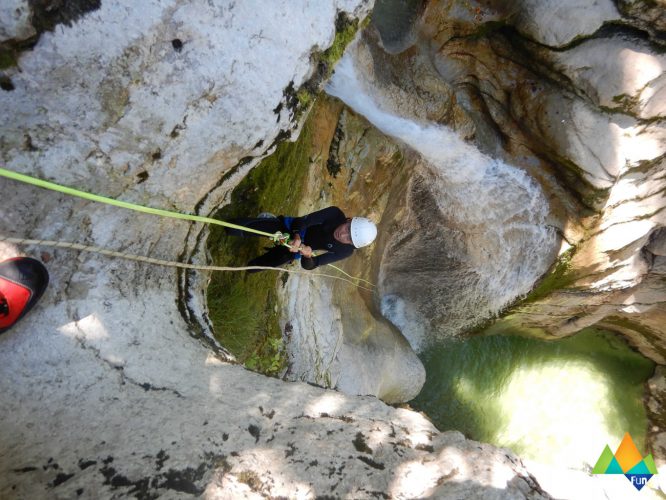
xmin=225 ymin=206 xmax=377 ymax=272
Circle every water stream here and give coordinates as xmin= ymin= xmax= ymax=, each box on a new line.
xmin=325 ymin=41 xmax=654 ymax=471
xmin=326 ymin=42 xmax=557 ymax=344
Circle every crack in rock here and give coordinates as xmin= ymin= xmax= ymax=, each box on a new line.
xmin=72 ymin=335 xmax=184 ymax=398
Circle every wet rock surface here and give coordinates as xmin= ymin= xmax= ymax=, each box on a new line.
xmin=647 ymin=366 xmax=666 ymax=476
xmin=2 ymin=0 xmax=665 ymax=495
xmin=361 ymin=0 xmax=665 ymax=359
xmin=0 ymin=1 xmax=556 ymax=498
xmin=340 ymin=0 xmax=665 ymax=479
xmin=278 ymin=102 xmax=426 ymax=402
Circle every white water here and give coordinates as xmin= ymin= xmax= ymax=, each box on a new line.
xmin=326 ymin=44 xmax=557 ymax=344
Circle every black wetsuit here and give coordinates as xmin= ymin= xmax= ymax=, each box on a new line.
xmin=226 ymin=206 xmax=354 ymax=272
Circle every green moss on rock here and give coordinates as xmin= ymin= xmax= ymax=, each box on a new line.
xmin=320 ymin=13 xmax=360 ymax=69
xmin=206 ymin=108 xmax=317 ymax=376
xmin=294 ymin=13 xmax=366 ymax=119
xmin=521 ymin=246 xmax=577 ymax=305
xmin=0 ymin=46 xmax=18 ymax=70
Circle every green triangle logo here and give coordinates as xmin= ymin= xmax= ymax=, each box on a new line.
xmin=594 ymin=435 xmax=658 ymax=487
xmin=592 ymin=445 xmax=615 ymax=474
xmin=644 ymin=454 xmax=658 ymax=475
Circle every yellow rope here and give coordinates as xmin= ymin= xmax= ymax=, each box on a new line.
xmin=1 ymin=236 xmax=376 ymax=293
xmin=326 ymin=263 xmax=376 ymax=288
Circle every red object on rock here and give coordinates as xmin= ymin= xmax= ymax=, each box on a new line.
xmin=0 ymin=257 xmax=49 ymax=334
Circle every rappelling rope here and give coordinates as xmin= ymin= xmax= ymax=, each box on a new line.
xmin=0 ymin=167 xmax=375 ymax=288
xmin=325 ymin=264 xmax=375 ymax=287
xmin=0 ymin=236 xmax=376 ymax=293
xmin=0 ymin=167 xmax=286 ymax=242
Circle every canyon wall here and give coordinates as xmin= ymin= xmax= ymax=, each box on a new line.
xmin=0 ymin=1 xmax=553 ymax=497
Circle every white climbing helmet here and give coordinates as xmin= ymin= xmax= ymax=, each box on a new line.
xmin=350 ymin=217 xmax=377 ymax=248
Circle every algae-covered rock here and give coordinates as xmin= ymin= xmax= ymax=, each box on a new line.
xmin=278 ymin=103 xmax=426 ymax=402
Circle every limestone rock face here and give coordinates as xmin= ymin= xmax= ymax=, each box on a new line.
xmin=0 ymin=0 xmax=34 ymax=42
xmin=358 ymin=0 xmax=666 ymax=464
xmin=546 ymin=36 xmax=666 ymax=119
xmin=361 ymin=0 xmax=666 ymax=358
xmin=281 ymin=274 xmax=426 ymax=404
xmin=502 ymin=0 xmax=621 ymax=47
xmin=0 ymin=1 xmax=555 ymax=497
xmin=2 ymin=342 xmax=548 ymax=498
xmin=511 ymin=88 xmax=664 ymax=192
xmin=616 ymin=0 xmax=666 ymax=37
xmin=647 ymin=366 xmax=666 ymax=489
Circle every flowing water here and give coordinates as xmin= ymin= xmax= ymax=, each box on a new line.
xmin=411 ymin=328 xmax=655 ymax=469
xmin=326 ymin=42 xmax=557 ymax=346
xmin=325 ymin=41 xmax=654 ymax=472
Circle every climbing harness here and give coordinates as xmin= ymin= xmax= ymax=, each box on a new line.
xmin=0 ymin=167 xmax=375 ymax=289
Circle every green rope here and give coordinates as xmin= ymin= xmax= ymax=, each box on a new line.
xmin=0 ymin=166 xmax=376 ymax=288
xmin=0 ymin=167 xmax=279 ymax=239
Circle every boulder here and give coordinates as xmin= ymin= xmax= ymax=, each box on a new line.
xmin=546 ymin=36 xmax=666 ymax=119
xmin=498 ymin=0 xmax=621 ymax=47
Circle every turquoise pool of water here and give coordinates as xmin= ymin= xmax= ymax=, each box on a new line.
xmin=410 ymin=328 xmax=655 ymax=469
